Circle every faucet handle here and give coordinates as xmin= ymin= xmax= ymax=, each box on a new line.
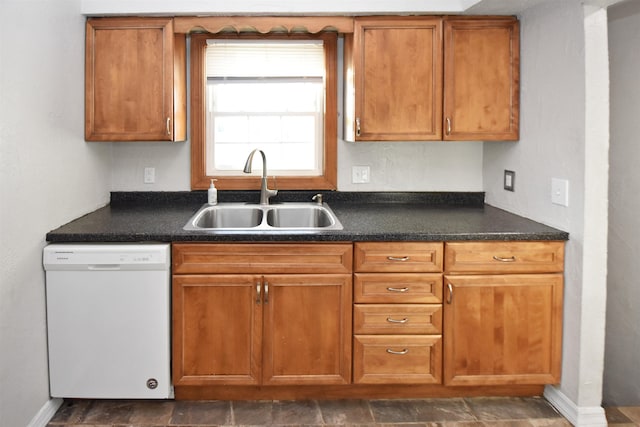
xmin=312 ymin=193 xmax=323 ymax=205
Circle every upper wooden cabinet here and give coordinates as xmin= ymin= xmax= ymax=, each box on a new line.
xmin=85 ymin=17 xmax=186 ymax=141
xmin=443 ymin=18 xmax=520 ymax=141
xmin=345 ymin=16 xmax=520 ymax=142
xmin=345 ymin=17 xmax=443 ymax=141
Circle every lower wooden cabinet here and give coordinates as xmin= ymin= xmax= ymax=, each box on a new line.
xmin=171 ymin=240 xmax=565 ymax=396
xmin=172 ymin=243 xmax=353 ymax=387
xmin=352 ymin=242 xmax=444 ymax=385
xmin=443 ymin=241 xmax=565 ymax=386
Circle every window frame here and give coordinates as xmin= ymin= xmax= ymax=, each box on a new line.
xmin=190 ymin=32 xmax=338 ymax=191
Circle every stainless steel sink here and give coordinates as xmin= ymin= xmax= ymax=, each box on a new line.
xmin=184 ymin=203 xmax=343 ymax=232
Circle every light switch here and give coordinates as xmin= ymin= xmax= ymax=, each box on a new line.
xmin=144 ymin=167 xmax=155 ymax=184
xmin=504 ymin=170 xmax=515 ymax=192
xmin=551 ymin=178 xmax=569 ymax=206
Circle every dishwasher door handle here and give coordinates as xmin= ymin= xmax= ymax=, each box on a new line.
xmin=87 ymin=264 xmax=121 ymax=271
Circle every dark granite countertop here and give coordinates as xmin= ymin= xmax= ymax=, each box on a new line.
xmin=45 ymin=191 xmax=569 ymax=243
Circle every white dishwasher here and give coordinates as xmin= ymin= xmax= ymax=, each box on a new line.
xmin=43 ymin=243 xmax=172 ymax=399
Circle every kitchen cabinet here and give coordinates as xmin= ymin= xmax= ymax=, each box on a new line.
xmin=172 ymin=243 xmax=353 ymax=387
xmin=344 ymin=16 xmax=519 ymax=142
xmin=443 ymin=241 xmax=564 ymax=386
xmin=85 ymin=17 xmax=186 ymax=141
xmin=443 ymin=18 xmax=520 ymax=141
xmin=344 ymin=17 xmax=443 ymax=141
xmin=353 ymin=242 xmax=444 ymax=384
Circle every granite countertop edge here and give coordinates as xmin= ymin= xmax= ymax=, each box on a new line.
xmin=45 ymin=191 xmax=570 ymax=243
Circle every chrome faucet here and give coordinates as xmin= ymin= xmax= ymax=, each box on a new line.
xmin=243 ymin=149 xmax=278 ymax=205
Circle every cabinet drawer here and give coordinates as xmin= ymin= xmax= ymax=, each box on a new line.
xmin=354 ymin=304 xmax=442 ymax=334
xmin=353 ymin=335 xmax=442 ymax=384
xmin=444 ymin=241 xmax=564 ymax=274
xmin=173 ymin=243 xmax=353 ymax=274
xmin=354 ymin=242 xmax=443 ymax=272
xmin=354 ymin=273 xmax=442 ymax=303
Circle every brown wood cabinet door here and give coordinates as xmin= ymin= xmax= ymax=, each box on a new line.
xmin=172 ymin=275 xmax=262 ymax=386
xmin=443 ymin=18 xmax=519 ymax=141
xmin=443 ymin=274 xmax=563 ymax=386
xmin=85 ymin=17 xmax=185 ymax=141
xmin=262 ymin=274 xmax=352 ymax=385
xmin=349 ymin=17 xmax=443 ymax=141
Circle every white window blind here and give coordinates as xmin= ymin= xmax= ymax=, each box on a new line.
xmin=206 ymin=40 xmax=325 ymax=78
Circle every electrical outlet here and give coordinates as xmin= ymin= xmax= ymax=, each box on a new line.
xmin=504 ymin=170 xmax=515 ymax=192
xmin=551 ymin=178 xmax=569 ymax=206
xmin=144 ymin=167 xmax=155 ymax=184
xmin=352 ymin=166 xmax=370 ymax=184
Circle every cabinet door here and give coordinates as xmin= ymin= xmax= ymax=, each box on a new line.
xmin=85 ymin=17 xmax=186 ymax=141
xmin=346 ymin=17 xmax=443 ymax=141
xmin=443 ymin=274 xmax=563 ymax=386
xmin=262 ymin=274 xmax=352 ymax=385
xmin=172 ymin=275 xmax=261 ymax=386
xmin=443 ymin=18 xmax=519 ymax=141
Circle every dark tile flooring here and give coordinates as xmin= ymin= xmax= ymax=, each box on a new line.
xmin=605 ymin=406 xmax=640 ymax=426
xmin=48 ymin=397 xmax=576 ymax=426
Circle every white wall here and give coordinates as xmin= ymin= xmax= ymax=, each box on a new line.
xmin=604 ymin=0 xmax=640 ymax=406
xmin=0 ymin=1 xmax=112 ymax=425
xmin=483 ymin=0 xmax=610 ymax=424
xmin=111 ymin=38 xmax=485 ymax=192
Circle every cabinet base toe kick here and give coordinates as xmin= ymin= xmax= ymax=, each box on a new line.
xmin=173 ymin=384 xmax=546 ymax=401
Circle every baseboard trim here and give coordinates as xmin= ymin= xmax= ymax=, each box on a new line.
xmin=27 ymin=398 xmax=63 ymax=427
xmin=544 ymin=385 xmax=607 ymax=427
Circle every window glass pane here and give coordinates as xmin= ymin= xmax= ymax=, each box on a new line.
xmin=204 ymin=40 xmax=326 ymax=178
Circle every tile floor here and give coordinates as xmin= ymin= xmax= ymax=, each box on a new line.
xmin=47 ymin=396 xmax=577 ymax=426
xmin=605 ymin=406 xmax=640 ymax=426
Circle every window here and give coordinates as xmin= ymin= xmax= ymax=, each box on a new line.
xmin=190 ymin=33 xmax=337 ymax=190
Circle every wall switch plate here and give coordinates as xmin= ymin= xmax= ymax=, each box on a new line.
xmin=504 ymin=170 xmax=515 ymax=192
xmin=144 ymin=167 xmax=155 ymax=184
xmin=551 ymin=178 xmax=569 ymax=206
xmin=352 ymin=165 xmax=370 ymax=184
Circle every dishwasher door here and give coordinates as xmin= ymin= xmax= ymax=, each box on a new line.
xmin=43 ymin=243 xmax=172 ymax=399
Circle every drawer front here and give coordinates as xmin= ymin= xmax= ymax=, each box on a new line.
xmin=354 ymin=273 xmax=443 ymax=303
xmin=354 ymin=242 xmax=443 ymax=273
xmin=444 ymin=241 xmax=564 ymax=274
xmin=354 ymin=304 xmax=442 ymax=334
xmin=353 ymin=335 xmax=442 ymax=384
xmin=173 ymin=243 xmax=353 ymax=274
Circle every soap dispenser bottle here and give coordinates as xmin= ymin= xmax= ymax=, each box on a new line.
xmin=207 ymin=179 xmax=218 ymax=205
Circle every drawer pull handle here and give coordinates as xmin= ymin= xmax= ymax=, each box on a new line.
xmin=387 ymin=256 xmax=410 ymax=262
xmin=493 ymin=255 xmax=516 ymax=262
xmin=386 ymin=348 xmax=409 ymax=355
xmin=387 ymin=287 xmax=409 ymax=293
xmin=386 ymin=317 xmax=409 ymax=324
xmin=447 ymin=283 xmax=453 ymax=304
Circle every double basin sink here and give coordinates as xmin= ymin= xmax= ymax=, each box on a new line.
xmin=184 ymin=202 xmax=343 ymax=232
